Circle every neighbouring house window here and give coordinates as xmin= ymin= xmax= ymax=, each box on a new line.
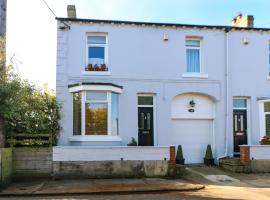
xmin=87 ymin=35 xmax=107 ymax=66
xmin=264 ymin=102 xmax=270 ymax=136
xmin=72 ymin=91 xmax=119 ymax=136
xmin=73 ymin=92 xmax=81 ymax=135
xmin=186 ymin=39 xmax=201 ymax=73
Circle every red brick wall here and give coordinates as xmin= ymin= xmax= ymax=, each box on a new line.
xmin=169 ymin=146 xmax=176 ymax=165
xmin=240 ymin=146 xmax=250 ymax=164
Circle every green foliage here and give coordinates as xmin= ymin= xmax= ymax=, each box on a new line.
xmin=176 ymin=145 xmax=184 ymax=160
xmin=204 ymin=144 xmax=213 ymax=159
xmin=127 ymin=137 xmax=138 ymax=146
xmin=0 ymin=43 xmax=61 ymax=145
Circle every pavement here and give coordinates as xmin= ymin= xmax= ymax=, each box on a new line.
xmin=0 ymin=178 xmax=204 ymax=197
xmin=2 ymin=165 xmax=270 ymax=199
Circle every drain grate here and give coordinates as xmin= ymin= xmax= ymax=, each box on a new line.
xmin=204 ymin=175 xmax=240 ymax=183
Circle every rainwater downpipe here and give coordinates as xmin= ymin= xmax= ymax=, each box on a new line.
xmin=217 ymin=28 xmax=230 ymax=162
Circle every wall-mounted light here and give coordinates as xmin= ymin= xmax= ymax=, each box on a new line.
xmin=163 ymin=33 xmax=169 ymax=41
xmin=242 ymin=37 xmax=249 ymax=45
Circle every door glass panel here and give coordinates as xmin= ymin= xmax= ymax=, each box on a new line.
xmin=240 ymin=115 xmax=244 ymax=131
xmin=234 ymin=115 xmax=238 ymax=131
xmin=139 ymin=113 xmax=144 ymax=129
xmin=138 ymin=96 xmax=153 ymax=105
xmin=146 ymin=113 xmax=151 ymax=130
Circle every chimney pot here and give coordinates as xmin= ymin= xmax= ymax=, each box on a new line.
xmin=67 ymin=5 xmax=76 ymax=18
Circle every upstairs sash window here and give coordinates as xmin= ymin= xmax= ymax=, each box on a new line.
xmin=186 ymin=39 xmax=201 ymax=73
xmin=87 ymin=35 xmax=107 ymax=65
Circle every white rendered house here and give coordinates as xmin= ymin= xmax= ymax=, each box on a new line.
xmin=56 ymin=8 xmax=270 ymax=164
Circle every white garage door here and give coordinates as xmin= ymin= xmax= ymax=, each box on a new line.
xmin=172 ymin=119 xmax=213 ymax=164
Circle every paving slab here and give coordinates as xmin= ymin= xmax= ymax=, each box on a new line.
xmin=0 ymin=178 xmax=204 ymax=197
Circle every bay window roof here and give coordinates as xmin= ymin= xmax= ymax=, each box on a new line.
xmin=68 ymin=82 xmax=123 ymax=93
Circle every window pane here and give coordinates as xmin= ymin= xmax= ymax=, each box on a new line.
xmin=73 ymin=92 xmax=81 ymax=135
xmin=138 ymin=96 xmax=153 ymax=105
xmin=88 ymin=36 xmax=106 ymax=44
xmin=186 ymin=49 xmax=200 ymax=72
xmin=186 ymin=40 xmax=200 ymax=47
xmin=233 ymin=99 xmax=247 ymax=108
xmin=264 ymin=102 xmax=270 ymax=112
xmin=111 ymin=93 xmax=119 ymax=136
xmin=88 ymin=47 xmax=105 ymax=65
xmin=266 ymin=114 xmax=270 ymax=136
xmin=86 ymin=92 xmax=107 ymax=101
xmin=85 ymin=103 xmax=107 ymax=135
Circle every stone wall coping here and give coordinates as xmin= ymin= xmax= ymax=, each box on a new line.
xmin=54 ymin=146 xmax=171 ymax=149
xmin=239 ymin=145 xmax=270 ymax=147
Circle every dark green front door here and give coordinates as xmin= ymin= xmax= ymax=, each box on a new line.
xmin=138 ymin=107 xmax=153 ymax=146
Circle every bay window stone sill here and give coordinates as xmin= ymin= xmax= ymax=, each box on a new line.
xmin=69 ymin=136 xmax=122 ymax=142
xmin=82 ymin=71 xmax=111 ymax=76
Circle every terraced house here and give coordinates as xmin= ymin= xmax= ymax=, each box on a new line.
xmin=55 ymin=6 xmax=270 ymax=164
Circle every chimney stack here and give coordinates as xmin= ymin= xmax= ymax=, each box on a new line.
xmin=67 ymin=5 xmax=76 ymax=18
xmin=231 ymin=13 xmax=254 ymax=28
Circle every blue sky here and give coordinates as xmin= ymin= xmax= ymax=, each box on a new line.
xmin=6 ymin=0 xmax=270 ymax=89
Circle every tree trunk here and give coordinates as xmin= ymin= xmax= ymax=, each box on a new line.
xmin=0 ymin=116 xmax=5 ymax=147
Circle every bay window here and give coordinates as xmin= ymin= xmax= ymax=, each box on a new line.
xmin=72 ymin=90 xmax=119 ymax=137
xmin=259 ymin=100 xmax=270 ymax=138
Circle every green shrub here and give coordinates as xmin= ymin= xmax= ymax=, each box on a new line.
xmin=127 ymin=137 xmax=137 ymax=146
xmin=176 ymin=145 xmax=184 ymax=160
xmin=204 ymin=144 xmax=213 ymax=159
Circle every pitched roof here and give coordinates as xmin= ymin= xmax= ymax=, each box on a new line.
xmin=56 ymin=17 xmax=270 ymax=32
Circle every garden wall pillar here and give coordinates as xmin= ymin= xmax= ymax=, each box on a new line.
xmin=240 ymin=145 xmax=250 ymax=164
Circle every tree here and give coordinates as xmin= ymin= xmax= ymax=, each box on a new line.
xmin=0 ymin=37 xmax=5 ymax=147
xmin=0 ymin=39 xmax=61 ymax=146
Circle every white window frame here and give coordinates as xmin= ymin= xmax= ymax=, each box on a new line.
xmin=183 ymin=37 xmax=208 ymax=79
xmin=70 ymin=89 xmax=122 ymax=142
xmin=185 ymin=38 xmax=202 ymax=74
xmin=137 ymin=94 xmax=157 ymax=146
xmin=259 ymin=100 xmax=270 ymax=139
xmin=83 ymin=33 xmax=110 ymax=76
xmin=83 ymin=91 xmax=111 ymax=136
